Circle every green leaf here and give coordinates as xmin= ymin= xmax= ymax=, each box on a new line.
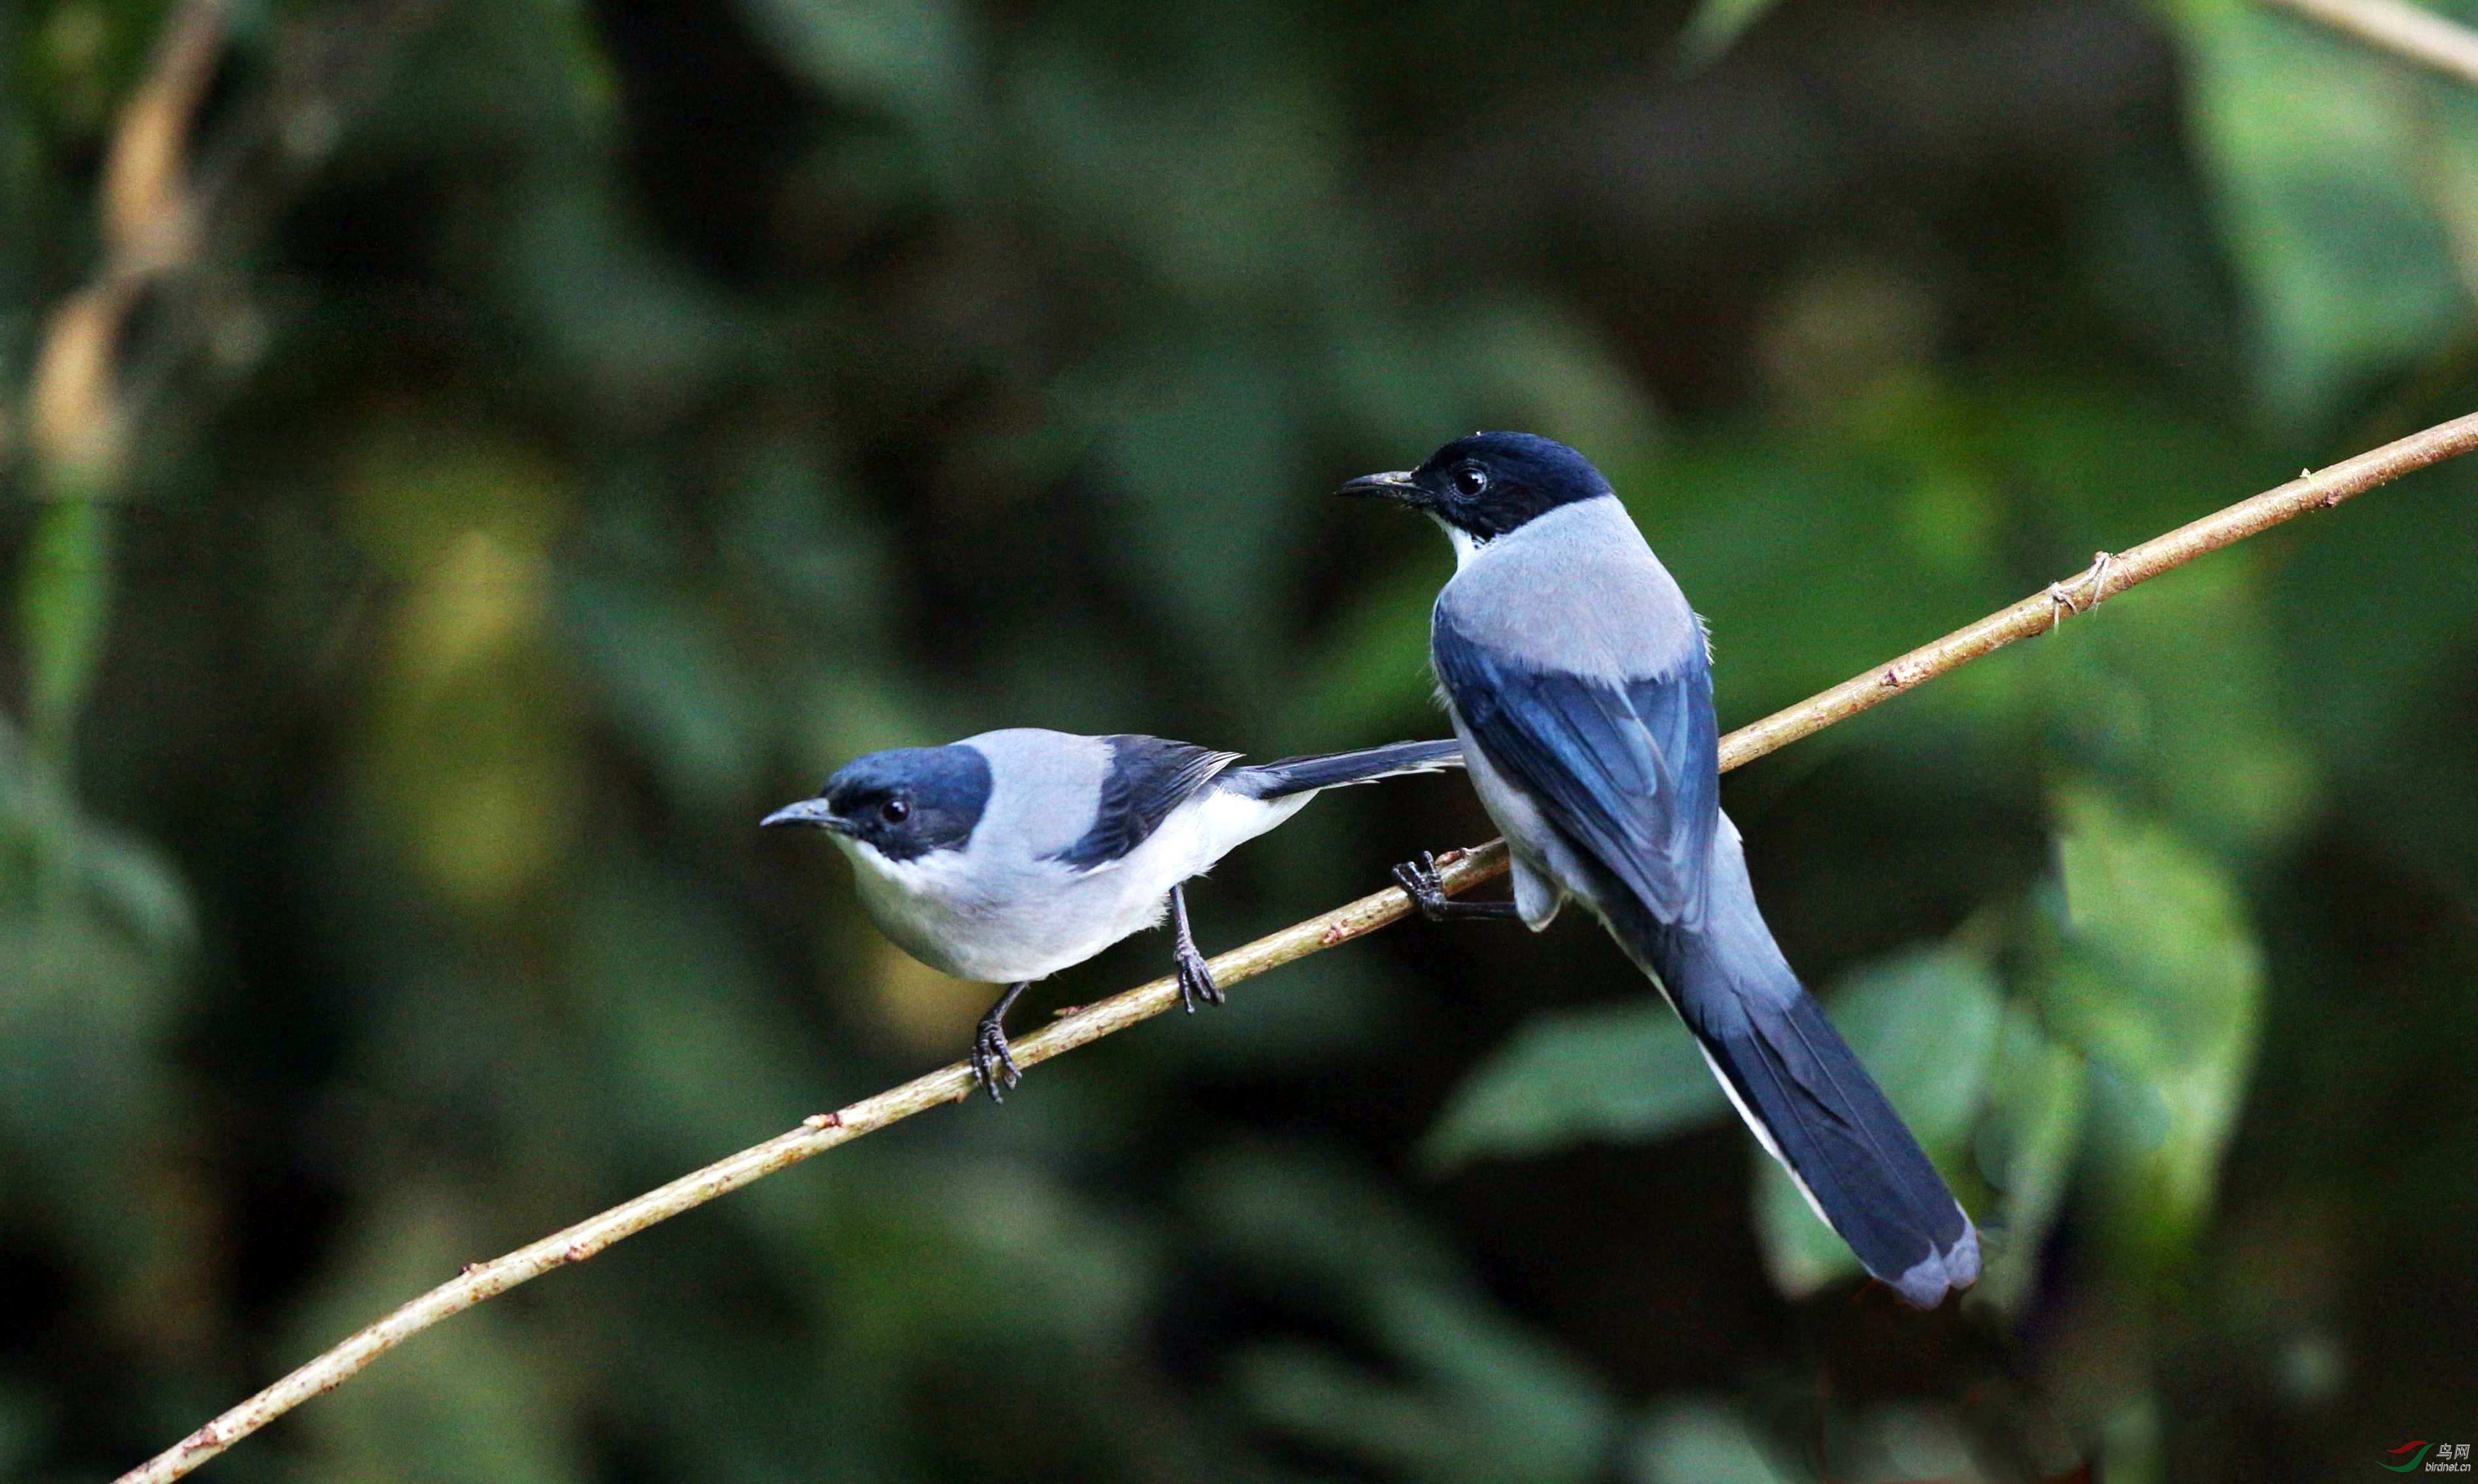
xmin=1970 ymin=1004 xmax=2088 ymax=1313
xmin=1629 ymin=1398 xmax=1797 ymax=1484
xmin=1228 ymin=1278 xmax=1618 ymax=1483
xmin=2044 ymin=784 xmax=2265 ymax=1267
xmin=740 ymin=0 xmax=976 ymax=151
xmin=1676 ymin=0 xmax=1781 ymax=67
xmin=1203 ymin=1154 xmax=1620 ymax=1483
xmin=19 ymin=498 xmax=114 ymax=759
xmin=1184 ymin=1147 xmax=1466 ymax=1298
xmin=2168 ymin=1 xmax=2470 ymax=423
xmin=1421 ymin=998 xmax=1727 ymax=1171
xmin=1233 ymin=1339 xmax=1460 ymax=1476
xmin=1754 ymin=944 xmax=2004 ymax=1298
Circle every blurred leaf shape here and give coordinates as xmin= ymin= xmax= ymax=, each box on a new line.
xmin=2170 ymin=0 xmax=2470 ymax=425
xmin=1677 ymin=0 xmax=1782 ymax=69
xmin=0 ymin=1380 xmax=39 ymax=1481
xmin=1421 ymin=997 xmax=1727 ymax=1172
xmin=1091 ymin=332 xmax=1306 ymax=697
xmin=562 ymin=572 xmax=765 ymax=814
xmin=1284 ymin=562 xmax=1445 ymax=741
xmin=506 ymin=181 xmax=749 ymax=419
xmin=19 ymin=497 xmax=113 ymax=753
xmin=1629 ymin=431 xmax=2013 ymax=723
xmin=1198 ymin=1151 xmax=1618 ymax=1482
xmin=1756 ymin=944 xmax=2004 ymax=1299
xmin=0 ymin=715 xmax=193 ymax=1276
xmin=1233 ymin=1279 xmax=1618 ymax=1484
xmin=2271 ymin=461 xmax=2478 ymax=896
xmin=1814 ymin=1402 xmax=1979 ymax=1484
xmin=1628 ymin=1396 xmax=1796 ymax=1484
xmin=289 ymin=1189 xmax=590 ymax=1484
xmin=367 ymin=544 xmax=580 ymax=911
xmin=353 ymin=430 xmax=582 ymax=913
xmin=1970 ymin=1002 xmax=2089 ymax=1314
xmin=1185 ymin=1145 xmax=1466 ymax=1301
xmin=2038 ymin=554 xmax=2320 ymax=857
xmin=744 ymin=0 xmax=976 ymax=148
xmin=570 ymin=857 xmax=820 ymax=1160
xmin=2045 ymin=783 xmax=2264 ymax=1267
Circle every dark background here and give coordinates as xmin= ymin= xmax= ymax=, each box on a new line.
xmin=5 ymin=0 xmax=2477 ymax=1479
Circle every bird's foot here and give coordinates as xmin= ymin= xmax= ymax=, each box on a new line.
xmin=970 ymin=1014 xmax=1021 ymax=1103
xmin=1175 ymin=943 xmax=1223 ymax=1013
xmin=1392 ymin=851 xmax=1457 ymax=921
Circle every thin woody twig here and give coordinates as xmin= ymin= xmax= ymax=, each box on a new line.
xmin=19 ymin=0 xmax=441 ymax=492
xmin=27 ymin=0 xmax=227 ymax=487
xmin=1717 ymin=410 xmax=2478 ymax=766
xmin=113 ymin=406 xmax=2478 ymax=1484
xmin=2260 ymin=0 xmax=2478 ymax=91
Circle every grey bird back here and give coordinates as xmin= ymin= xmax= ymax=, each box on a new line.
xmin=1434 ymin=497 xmax=1704 ymax=679
xmin=957 ymin=729 xmax=1120 ymax=864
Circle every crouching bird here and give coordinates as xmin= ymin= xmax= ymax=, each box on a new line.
xmin=764 ymin=731 xmax=1460 ymax=1101
xmin=1342 ymin=432 xmax=1979 ymax=1307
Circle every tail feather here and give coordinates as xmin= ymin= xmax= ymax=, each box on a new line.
xmin=1227 ymin=739 xmax=1462 ymax=800
xmin=1614 ymin=868 xmax=1979 ymax=1307
xmin=1703 ymin=989 xmax=1979 ymax=1307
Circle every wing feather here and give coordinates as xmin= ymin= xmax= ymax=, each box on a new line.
xmin=1046 ymin=735 xmax=1239 ymax=871
xmin=1433 ymin=614 xmax=1718 ymax=928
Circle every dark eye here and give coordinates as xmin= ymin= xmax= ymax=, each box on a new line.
xmin=1451 ymin=465 xmax=1489 ymax=497
xmin=880 ymin=797 xmax=911 ymax=824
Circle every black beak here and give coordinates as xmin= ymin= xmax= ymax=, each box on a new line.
xmin=761 ymin=798 xmax=851 ymax=833
xmin=1337 ymin=469 xmax=1424 ymax=504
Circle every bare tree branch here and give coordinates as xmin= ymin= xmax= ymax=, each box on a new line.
xmin=1720 ymin=409 xmax=2478 ymax=764
xmin=2261 ymin=0 xmax=2478 ymax=91
xmin=113 ymin=406 xmax=2478 ymax=1484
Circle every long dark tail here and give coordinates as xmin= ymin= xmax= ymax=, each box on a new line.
xmin=1226 ymin=739 xmax=1462 ymax=800
xmin=1608 ymin=828 xmax=1979 ymax=1307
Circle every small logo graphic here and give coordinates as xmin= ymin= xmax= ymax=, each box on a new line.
xmin=2390 ymin=1442 xmax=2475 ymax=1474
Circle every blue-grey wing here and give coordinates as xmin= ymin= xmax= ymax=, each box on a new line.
xmin=1047 ymin=735 xmax=1240 ymax=870
xmin=1434 ymin=615 xmax=1720 ymax=927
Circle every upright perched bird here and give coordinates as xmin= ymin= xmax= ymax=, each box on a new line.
xmin=764 ymin=730 xmax=1460 ymax=1099
xmin=1341 ymin=433 xmax=1978 ymax=1307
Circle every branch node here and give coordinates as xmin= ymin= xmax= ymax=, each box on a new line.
xmin=562 ymin=1243 xmax=589 ymax=1264
xmin=801 ymin=1111 xmax=842 ymax=1130
xmin=2045 ymin=550 xmax=2117 ymax=629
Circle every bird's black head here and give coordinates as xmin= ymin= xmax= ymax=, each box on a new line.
xmin=760 ymin=744 xmax=992 ymax=862
xmin=1337 ymin=432 xmax=1614 ymax=542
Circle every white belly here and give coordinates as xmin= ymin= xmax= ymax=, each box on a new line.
xmin=1450 ymin=706 xmax=1574 ymax=929
xmin=837 ymin=788 xmax=1309 ymax=984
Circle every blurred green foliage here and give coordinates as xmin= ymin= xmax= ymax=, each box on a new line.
xmin=5 ymin=0 xmax=2478 ymax=1480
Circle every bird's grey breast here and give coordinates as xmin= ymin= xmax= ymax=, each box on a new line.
xmin=1432 ymin=495 xmax=1703 ymax=681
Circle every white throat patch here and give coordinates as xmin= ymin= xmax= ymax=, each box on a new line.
xmin=1436 ymin=518 xmax=1495 ymax=570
